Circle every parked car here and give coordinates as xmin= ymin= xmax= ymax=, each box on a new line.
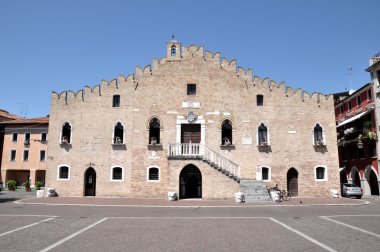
xmin=341 ymin=183 xmax=363 ymax=199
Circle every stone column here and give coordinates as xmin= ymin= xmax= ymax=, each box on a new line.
xmin=1 ymin=169 xmax=6 ymax=185
xmin=360 ymin=179 xmax=368 ymax=196
xmin=29 ymin=169 xmax=36 ymax=187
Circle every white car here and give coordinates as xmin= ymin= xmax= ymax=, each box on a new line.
xmin=342 ymin=183 xmax=363 ymax=199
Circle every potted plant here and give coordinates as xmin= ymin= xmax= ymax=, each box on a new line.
xmin=61 ymin=135 xmax=69 ymax=144
xmin=35 ymin=181 xmax=43 ymax=190
xmin=363 ymin=121 xmax=372 ymax=134
xmin=7 ymin=180 xmax=16 ymax=191
xmin=150 ymin=136 xmax=157 ymax=145
xmin=368 ymin=131 xmax=377 ymax=140
xmin=24 ymin=180 xmax=31 ymax=192
xmin=114 ymin=136 xmax=122 ymax=144
xmin=363 ymin=120 xmax=372 ymax=128
xmin=316 ymin=137 xmax=324 ymax=146
xmin=223 ymin=137 xmax=231 ymax=145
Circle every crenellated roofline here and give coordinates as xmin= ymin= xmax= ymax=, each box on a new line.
xmin=51 ymin=43 xmax=333 ymax=105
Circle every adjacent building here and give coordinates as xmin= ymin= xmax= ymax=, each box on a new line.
xmin=45 ymin=41 xmax=339 ymax=198
xmin=335 ymin=84 xmax=379 ymax=196
xmin=366 ymin=52 xmax=380 ymax=184
xmin=0 ymin=109 xmax=23 ymax=184
xmin=0 ymin=117 xmax=49 ymax=187
xmin=334 ymin=52 xmax=380 ymax=197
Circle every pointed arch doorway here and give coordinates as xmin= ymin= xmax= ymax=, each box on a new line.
xmin=84 ymin=167 xmax=96 ymax=196
xmin=287 ymin=168 xmax=298 ymax=197
xmin=179 ymin=165 xmax=202 ymax=199
xmin=365 ymin=168 xmax=379 ymax=196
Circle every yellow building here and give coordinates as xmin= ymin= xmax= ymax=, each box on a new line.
xmin=0 ymin=117 xmax=48 ymax=187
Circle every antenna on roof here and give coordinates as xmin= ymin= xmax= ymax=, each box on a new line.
xmin=347 ymin=66 xmax=353 ymax=91
xmin=17 ymin=103 xmax=28 ymax=118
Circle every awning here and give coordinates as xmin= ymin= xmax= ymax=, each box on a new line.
xmin=337 ymin=108 xmax=373 ymax=128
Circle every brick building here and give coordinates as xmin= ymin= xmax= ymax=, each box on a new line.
xmin=335 ymin=84 xmax=379 ymax=196
xmin=0 ymin=117 xmax=48 ymax=187
xmin=45 ymin=41 xmax=339 ymax=199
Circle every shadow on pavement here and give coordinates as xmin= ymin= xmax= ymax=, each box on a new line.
xmin=0 ymin=197 xmax=20 ymax=203
xmin=0 ymin=191 xmax=34 ymax=203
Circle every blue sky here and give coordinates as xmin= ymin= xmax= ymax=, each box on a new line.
xmin=1 ymin=0 xmax=379 ymax=118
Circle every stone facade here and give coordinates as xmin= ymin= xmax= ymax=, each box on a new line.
xmin=46 ymin=41 xmax=340 ymax=198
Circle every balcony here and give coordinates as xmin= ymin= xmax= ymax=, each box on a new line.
xmin=168 ymin=143 xmax=202 ymax=159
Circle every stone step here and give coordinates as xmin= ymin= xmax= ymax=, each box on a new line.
xmin=240 ymin=179 xmax=271 ymax=203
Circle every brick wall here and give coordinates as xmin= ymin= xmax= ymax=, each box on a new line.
xmin=46 ymin=42 xmax=340 ymax=198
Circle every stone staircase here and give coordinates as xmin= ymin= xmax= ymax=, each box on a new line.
xmin=240 ymin=180 xmax=272 ymax=203
xmin=168 ymin=143 xmax=240 ymax=182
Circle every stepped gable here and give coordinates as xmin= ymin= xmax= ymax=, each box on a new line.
xmin=51 ymin=43 xmax=331 ymax=106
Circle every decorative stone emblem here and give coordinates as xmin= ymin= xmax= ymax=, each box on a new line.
xmin=187 ymin=111 xmax=197 ymax=123
xmin=148 ymin=151 xmax=159 ymax=159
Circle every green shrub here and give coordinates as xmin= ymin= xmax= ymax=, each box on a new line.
xmin=24 ymin=180 xmax=30 ymax=189
xmin=7 ymin=180 xmax=16 ymax=190
xmin=35 ymin=181 xmax=43 ymax=190
xmin=363 ymin=121 xmax=372 ymax=128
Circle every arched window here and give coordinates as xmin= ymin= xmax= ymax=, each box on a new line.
xmin=61 ymin=122 xmax=72 ymax=144
xmin=111 ymin=167 xmax=123 ymax=181
xmin=148 ymin=167 xmax=160 ymax=181
xmin=257 ymin=95 xmax=264 ymax=106
xmin=171 ymin=45 xmax=176 ymax=57
xmin=58 ymin=165 xmax=70 ymax=180
xmin=258 ymin=123 xmax=268 ymax=146
xmin=314 ymin=124 xmax=324 ymax=145
xmin=149 ymin=118 xmax=160 ymax=144
xmin=113 ymin=122 xmax=124 ymax=144
xmin=315 ymin=166 xmax=327 ymax=181
xmin=221 ymin=119 xmax=232 ymax=145
xmin=113 ymin=95 xmax=120 ymax=107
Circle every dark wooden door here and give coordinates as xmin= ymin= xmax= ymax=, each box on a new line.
xmin=287 ymin=168 xmax=298 ymax=197
xmin=85 ymin=168 xmax=96 ymax=196
xmin=181 ymin=124 xmax=201 ymax=143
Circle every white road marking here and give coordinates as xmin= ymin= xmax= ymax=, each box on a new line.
xmin=0 ymin=217 xmax=55 ymax=237
xmin=321 ymin=214 xmax=380 ymax=218
xmin=110 ymin=216 xmax=268 ymax=219
xmin=40 ymin=217 xmax=108 ymax=252
xmin=321 ymin=216 xmax=380 ymax=238
xmin=0 ymin=214 xmax=58 ymax=218
xmin=270 ymin=218 xmax=337 ymax=252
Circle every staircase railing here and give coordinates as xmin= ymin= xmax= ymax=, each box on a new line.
xmin=168 ymin=143 xmax=240 ymax=179
xmin=202 ymin=144 xmax=240 ymax=179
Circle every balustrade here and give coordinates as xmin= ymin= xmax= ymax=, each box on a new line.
xmin=168 ymin=143 xmax=240 ymax=179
